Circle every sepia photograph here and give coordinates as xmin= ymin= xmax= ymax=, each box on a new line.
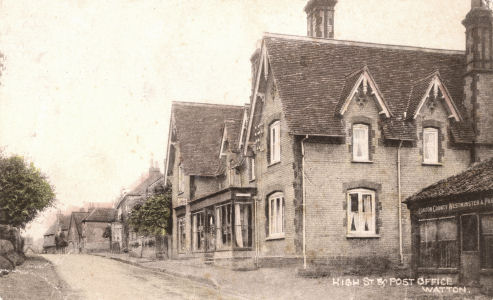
xmin=0 ymin=0 xmax=493 ymax=299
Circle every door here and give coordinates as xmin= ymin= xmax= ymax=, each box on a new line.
xmin=460 ymin=214 xmax=480 ymax=285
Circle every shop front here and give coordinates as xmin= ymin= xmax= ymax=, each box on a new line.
xmin=407 ymin=191 xmax=493 ymax=292
xmin=188 ymin=187 xmax=257 ymax=268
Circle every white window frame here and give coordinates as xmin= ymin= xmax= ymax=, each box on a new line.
xmin=249 ymin=157 xmax=256 ymax=181
xmin=347 ymin=189 xmax=377 ymax=237
xmin=269 ymin=121 xmax=281 ymax=164
xmin=268 ymin=192 xmax=285 ymax=239
xmin=178 ymin=164 xmax=185 ymax=194
xmin=423 ymin=127 xmax=439 ymax=164
xmin=352 ymin=124 xmax=370 ymax=162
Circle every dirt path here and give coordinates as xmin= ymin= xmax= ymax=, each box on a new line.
xmin=0 ymin=255 xmax=76 ymax=300
xmin=43 ymin=254 xmax=238 ymax=300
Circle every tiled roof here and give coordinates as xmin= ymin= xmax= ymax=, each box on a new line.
xmin=263 ymin=34 xmax=471 ymax=140
xmin=83 ymin=208 xmax=117 ymax=223
xmin=71 ymin=211 xmax=89 ymax=236
xmin=172 ymin=102 xmax=244 ymax=176
xmin=115 ymin=171 xmax=164 ymax=209
xmin=44 ymin=222 xmax=57 ymax=236
xmin=406 ymin=72 xmax=437 ymax=119
xmin=406 ymin=158 xmax=493 ymax=204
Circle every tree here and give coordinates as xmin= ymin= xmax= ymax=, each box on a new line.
xmin=128 ymin=184 xmax=172 ymax=236
xmin=0 ymin=155 xmax=56 ymax=228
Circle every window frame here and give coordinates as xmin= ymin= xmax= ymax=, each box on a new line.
xmin=177 ymin=216 xmax=186 ymax=253
xmin=248 ymin=156 xmax=256 ymax=181
xmin=178 ymin=164 xmax=185 ymax=194
xmin=352 ymin=123 xmax=370 ymax=162
xmin=423 ymin=127 xmax=439 ymax=165
xmin=346 ymin=188 xmax=378 ymax=238
xmin=418 ymin=216 xmax=459 ymax=269
xmin=480 ymin=213 xmax=493 ymax=270
xmin=269 ymin=121 xmax=281 ymax=165
xmin=267 ymin=192 xmax=285 ymax=239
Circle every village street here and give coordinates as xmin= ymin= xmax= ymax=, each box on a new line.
xmin=42 ymin=254 xmax=242 ymax=300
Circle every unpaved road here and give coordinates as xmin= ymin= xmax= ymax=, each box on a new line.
xmin=43 ymin=254 xmax=240 ymax=300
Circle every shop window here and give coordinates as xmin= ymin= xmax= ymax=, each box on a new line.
xmin=268 ymin=192 xmax=285 ymax=238
xmin=235 ymin=203 xmax=253 ymax=248
xmin=347 ymin=189 xmax=376 ymax=236
xmin=481 ymin=214 xmax=493 ymax=269
xmin=352 ymin=124 xmax=369 ymax=162
xmin=419 ymin=217 xmax=458 ymax=268
xmin=177 ymin=216 xmax=186 ymax=253
xmin=215 ymin=204 xmax=232 ymax=249
xmin=192 ymin=211 xmax=205 ymax=252
xmin=461 ymin=214 xmax=479 ymax=252
xmin=269 ymin=121 xmax=281 ymax=164
xmin=423 ymin=127 xmax=439 ymax=164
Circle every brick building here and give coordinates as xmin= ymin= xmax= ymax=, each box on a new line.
xmin=67 ymin=211 xmax=89 ymax=254
xmin=81 ymin=208 xmax=116 ymax=253
xmin=165 ymin=0 xmax=493 ymax=272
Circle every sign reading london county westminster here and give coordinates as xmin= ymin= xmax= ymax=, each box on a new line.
xmin=417 ymin=197 xmax=493 ymax=215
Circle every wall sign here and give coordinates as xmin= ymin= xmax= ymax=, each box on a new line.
xmin=417 ymin=197 xmax=493 ymax=215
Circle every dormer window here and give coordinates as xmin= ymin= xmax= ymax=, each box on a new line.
xmin=423 ymin=127 xmax=439 ymax=164
xmin=269 ymin=121 xmax=281 ymax=164
xmin=352 ymin=124 xmax=369 ymax=162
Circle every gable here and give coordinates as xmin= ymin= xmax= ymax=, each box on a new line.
xmin=408 ymin=72 xmax=461 ymax=122
xmin=338 ymin=67 xmax=391 ymax=118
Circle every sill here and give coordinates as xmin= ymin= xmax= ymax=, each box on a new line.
xmin=346 ymin=233 xmax=380 ymax=239
xmin=417 ymin=267 xmax=459 ymax=274
xmin=268 ymin=161 xmax=281 ymax=168
xmin=480 ymin=269 xmax=493 ymax=275
xmin=351 ymin=160 xmax=373 ymax=164
xmin=422 ymin=162 xmax=443 ymax=167
xmin=266 ymin=235 xmax=285 ymax=241
xmin=249 ymin=179 xmax=256 ymax=183
xmin=178 ymin=191 xmax=184 ymax=195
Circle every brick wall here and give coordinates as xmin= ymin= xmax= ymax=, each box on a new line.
xmin=82 ymin=222 xmax=111 ymax=252
xmin=302 ymin=90 xmax=471 ymax=269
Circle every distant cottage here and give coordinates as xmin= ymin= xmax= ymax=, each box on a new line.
xmin=164 ymin=0 xmax=493 ymax=280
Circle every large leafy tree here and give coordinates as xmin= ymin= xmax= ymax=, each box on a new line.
xmin=0 ymin=155 xmax=56 ymax=228
xmin=128 ymin=184 xmax=172 ymax=236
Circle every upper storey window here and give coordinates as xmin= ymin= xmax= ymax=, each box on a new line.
xmin=178 ymin=164 xmax=185 ymax=194
xmin=269 ymin=121 xmax=281 ymax=164
xmin=423 ymin=127 xmax=439 ymax=164
xmin=352 ymin=124 xmax=369 ymax=162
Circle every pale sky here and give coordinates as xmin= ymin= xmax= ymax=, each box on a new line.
xmin=0 ymin=0 xmax=469 ymax=239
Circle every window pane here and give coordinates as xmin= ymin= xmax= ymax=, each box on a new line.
xmin=424 ymin=128 xmax=438 ymax=163
xmin=481 ymin=215 xmax=493 ymax=269
xmin=350 ymin=194 xmax=358 ymax=212
xmin=353 ymin=125 xmax=369 ymax=161
xmin=363 ymin=194 xmax=373 ymax=232
xmin=419 ymin=220 xmax=437 ymax=267
xmin=234 ymin=204 xmax=243 ymax=248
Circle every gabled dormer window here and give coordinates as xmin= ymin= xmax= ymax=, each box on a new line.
xmin=178 ymin=164 xmax=185 ymax=194
xmin=423 ymin=127 xmax=439 ymax=164
xmin=352 ymin=124 xmax=369 ymax=162
xmin=269 ymin=121 xmax=281 ymax=164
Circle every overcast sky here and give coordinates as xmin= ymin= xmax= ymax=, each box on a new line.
xmin=0 ymin=0 xmax=470 ymax=239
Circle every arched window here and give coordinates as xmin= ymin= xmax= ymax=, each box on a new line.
xmin=423 ymin=127 xmax=439 ymax=164
xmin=352 ymin=124 xmax=369 ymax=162
xmin=268 ymin=192 xmax=285 ymax=238
xmin=347 ymin=189 xmax=376 ymax=236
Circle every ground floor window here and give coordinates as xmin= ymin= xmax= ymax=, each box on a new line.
xmin=177 ymin=216 xmax=186 ymax=253
xmin=215 ymin=204 xmax=232 ymax=249
xmin=268 ymin=192 xmax=285 ymax=238
xmin=461 ymin=214 xmax=479 ymax=252
xmin=419 ymin=217 xmax=458 ymax=268
xmin=234 ymin=203 xmax=253 ymax=248
xmin=347 ymin=189 xmax=376 ymax=236
xmin=481 ymin=214 xmax=493 ymax=269
xmin=192 ymin=211 xmax=205 ymax=252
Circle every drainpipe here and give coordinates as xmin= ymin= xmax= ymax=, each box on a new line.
xmin=397 ymin=140 xmax=404 ymax=265
xmin=301 ymin=135 xmax=309 ymax=269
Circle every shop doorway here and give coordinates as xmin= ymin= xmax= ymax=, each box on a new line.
xmin=460 ymin=214 xmax=480 ymax=285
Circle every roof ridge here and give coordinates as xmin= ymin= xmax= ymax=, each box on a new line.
xmin=263 ymin=32 xmax=465 ymax=55
xmin=172 ymin=101 xmax=243 ymax=109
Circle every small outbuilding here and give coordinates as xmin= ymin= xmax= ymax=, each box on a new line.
xmin=405 ymin=158 xmax=493 ymax=288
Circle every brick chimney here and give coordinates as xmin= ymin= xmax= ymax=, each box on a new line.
xmin=463 ymin=0 xmax=493 ymax=161
xmin=305 ymin=0 xmax=337 ymax=38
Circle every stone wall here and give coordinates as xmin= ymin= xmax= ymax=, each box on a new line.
xmin=0 ymin=225 xmax=25 ymax=275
